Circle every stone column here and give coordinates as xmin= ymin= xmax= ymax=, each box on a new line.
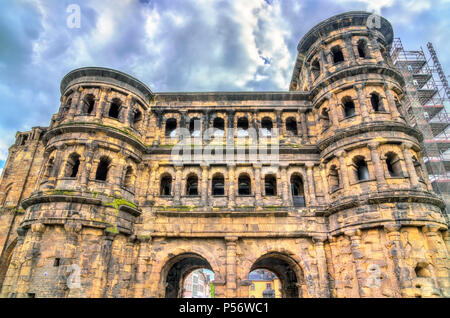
xmin=276 ymin=111 xmax=283 ymax=136
xmin=418 ymin=154 xmax=433 ymax=192
xmin=368 ymin=35 xmax=385 ymax=64
xmin=345 ymin=229 xmax=368 ymax=298
xmin=95 ymin=88 xmax=108 ymax=119
xmin=313 ymin=236 xmax=330 ymax=297
xmin=355 ymin=84 xmax=370 ymax=121
xmin=15 ymin=223 xmax=46 ymax=297
xmin=201 ymin=163 xmax=209 ymax=207
xmin=325 ymin=93 xmax=339 ymax=127
xmin=384 ymin=84 xmax=401 ymax=121
xmin=299 ymin=110 xmax=309 ymax=144
xmin=174 ymin=164 xmax=183 ymax=205
xmin=92 ymin=231 xmax=116 ymax=298
xmin=68 ymin=86 xmax=83 ymax=119
xmin=280 ymin=164 xmax=290 ymax=205
xmin=227 ymin=164 xmax=236 ymax=209
xmin=343 ymin=34 xmax=356 ymax=65
xmin=306 ymin=162 xmax=317 ymax=206
xmin=320 ymin=45 xmax=331 ymax=76
xmin=148 ymin=163 xmax=159 ymax=200
xmin=384 ymin=224 xmax=411 ymax=297
xmin=225 ymin=237 xmax=238 ymax=297
xmin=327 ymin=236 xmax=342 ymax=298
xmin=368 ymin=141 xmax=388 ymax=191
xmin=319 ymin=162 xmax=330 ymax=202
xmin=422 ymin=225 xmax=449 ymax=295
xmin=254 ymin=164 xmax=263 ymax=209
xmin=401 ymin=142 xmax=419 ymax=188
xmin=336 ymin=150 xmax=350 ymax=192
xmin=134 ymin=235 xmax=151 ymax=298
xmin=48 ymin=145 xmax=67 ymax=189
xmin=55 ymin=220 xmax=82 ymax=298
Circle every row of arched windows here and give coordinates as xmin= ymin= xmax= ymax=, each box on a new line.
xmin=327 ymin=151 xmax=424 ymax=192
xmin=58 ymin=154 xmax=135 ymax=190
xmin=165 ymin=116 xmax=300 ymax=137
xmin=320 ymin=91 xmax=403 ymax=131
xmin=311 ymin=38 xmax=373 ymax=80
xmin=63 ymin=94 xmax=143 ymax=129
xmin=52 ymin=149 xmax=424 ymax=199
xmin=159 ymin=172 xmax=306 ymax=205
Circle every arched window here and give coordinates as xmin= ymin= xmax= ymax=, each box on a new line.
xmin=290 ymin=174 xmax=305 ymax=207
xmin=311 ymin=59 xmax=321 ymax=80
xmin=64 ymin=153 xmax=81 ymax=178
xmin=385 ymin=152 xmax=403 ymax=177
xmin=261 ymin=117 xmax=273 ymax=136
xmin=189 ymin=117 xmax=201 ymax=137
xmin=357 ymin=39 xmax=369 ymax=59
xmin=2 ymin=186 xmax=12 ymax=206
xmin=123 ymin=166 xmax=134 ymax=189
xmin=320 ymin=108 xmax=330 ymax=130
xmin=160 ymin=174 xmax=172 ymax=196
xmin=212 ymin=173 xmax=225 ymax=196
xmin=133 ymin=109 xmax=142 ymax=128
xmin=342 ymin=96 xmax=356 ymax=118
xmin=95 ymin=157 xmax=111 ymax=181
xmin=186 ymin=174 xmax=199 ymax=196
xmin=264 ymin=175 xmax=277 ymax=196
xmin=353 ymin=156 xmax=369 ymax=181
xmin=165 ymin=118 xmax=177 ymax=137
xmin=415 ymin=263 xmax=432 ymax=278
xmin=286 ymin=117 xmax=298 ymax=135
xmin=20 ymin=134 xmax=28 ymax=146
xmin=328 ymin=165 xmax=340 ymax=192
xmin=83 ymin=94 xmax=95 ymax=114
xmin=370 ymin=93 xmax=384 ymax=112
xmin=331 ymin=46 xmax=344 ymax=64
xmin=213 ymin=117 xmax=225 ymax=137
xmin=108 ymin=99 xmax=121 ymax=119
xmin=238 ymin=174 xmax=251 ymax=195
xmin=237 ymin=117 xmax=249 ymax=137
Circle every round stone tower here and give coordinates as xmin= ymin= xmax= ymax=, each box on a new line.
xmin=6 ymin=68 xmax=152 ymax=297
xmin=290 ymin=11 xmax=448 ymax=297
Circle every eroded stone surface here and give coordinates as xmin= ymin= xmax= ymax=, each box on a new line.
xmin=0 ymin=11 xmax=448 ymax=298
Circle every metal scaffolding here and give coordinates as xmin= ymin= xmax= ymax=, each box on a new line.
xmin=390 ymin=38 xmax=450 ymax=212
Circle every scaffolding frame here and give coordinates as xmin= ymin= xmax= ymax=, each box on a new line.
xmin=390 ymin=38 xmax=450 ymax=212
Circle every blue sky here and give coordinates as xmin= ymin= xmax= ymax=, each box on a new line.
xmin=0 ymin=0 xmax=449 ymax=175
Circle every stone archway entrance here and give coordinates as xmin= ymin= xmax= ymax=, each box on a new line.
xmin=163 ymin=253 xmax=213 ymax=298
xmin=0 ymin=238 xmax=17 ymax=291
xmin=249 ymin=252 xmax=304 ymax=298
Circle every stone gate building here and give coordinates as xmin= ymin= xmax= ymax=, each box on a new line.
xmin=0 ymin=11 xmax=448 ymax=298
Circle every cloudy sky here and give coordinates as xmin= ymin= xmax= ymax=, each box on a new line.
xmin=0 ymin=0 xmax=449 ymax=174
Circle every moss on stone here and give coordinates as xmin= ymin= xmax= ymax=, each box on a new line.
xmin=105 ymin=226 xmax=119 ymax=234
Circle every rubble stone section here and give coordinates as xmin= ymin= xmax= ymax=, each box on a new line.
xmin=0 ymin=11 xmax=448 ymax=298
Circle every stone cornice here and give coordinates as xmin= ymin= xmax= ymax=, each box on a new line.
xmin=310 ymin=64 xmax=405 ymax=99
xmin=317 ymin=121 xmax=423 ymax=151
xmin=60 ymin=67 xmax=154 ymax=102
xmin=297 ymin=12 xmax=393 ymax=55
xmin=43 ymin=122 xmax=147 ymax=153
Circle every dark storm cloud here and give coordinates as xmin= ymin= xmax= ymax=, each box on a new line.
xmin=0 ymin=0 xmax=448 ymax=164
